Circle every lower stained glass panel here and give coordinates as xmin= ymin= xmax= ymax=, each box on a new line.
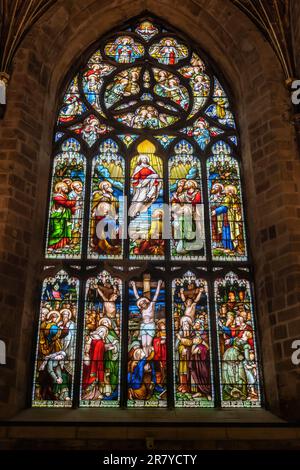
xmin=173 ymin=272 xmax=213 ymax=407
xmin=80 ymin=271 xmax=122 ymax=407
xmin=32 ymin=271 xmax=79 ymax=407
xmin=215 ymin=272 xmax=261 ymax=408
xmin=128 ymin=275 xmax=167 ymax=407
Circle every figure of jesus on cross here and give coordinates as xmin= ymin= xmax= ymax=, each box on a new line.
xmin=130 ymin=278 xmax=163 ymax=356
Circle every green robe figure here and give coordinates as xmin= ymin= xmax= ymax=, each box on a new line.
xmin=222 ymin=339 xmax=247 ymax=401
xmin=98 ymin=318 xmax=120 ymax=396
xmin=48 ymin=182 xmax=76 ymax=251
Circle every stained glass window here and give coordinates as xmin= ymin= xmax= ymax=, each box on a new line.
xmin=33 ymin=16 xmax=262 ymax=409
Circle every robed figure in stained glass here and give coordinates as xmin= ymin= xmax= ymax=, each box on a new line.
xmin=211 ymin=184 xmax=244 ymax=254
xmin=89 ymin=141 xmax=124 ymax=258
xmin=129 ymin=141 xmax=165 ymax=258
xmin=90 ymin=180 xmax=120 ymax=255
xmin=129 ymin=141 xmax=162 ymax=219
xmin=48 ymin=181 xmax=77 ymax=251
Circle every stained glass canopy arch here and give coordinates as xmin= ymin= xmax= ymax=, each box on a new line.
xmin=33 ymin=15 xmax=262 ymax=409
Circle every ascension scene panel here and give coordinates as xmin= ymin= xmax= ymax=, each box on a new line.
xmin=53 ymin=16 xmax=239 ymax=148
xmin=129 ymin=140 xmax=165 ymax=259
xmin=128 ymin=275 xmax=167 ymax=407
xmin=32 ymin=271 xmax=79 ymax=407
xmin=215 ymin=272 xmax=261 ymax=407
xmin=80 ymin=271 xmax=122 ymax=407
xmin=172 ymin=272 xmax=213 ymax=407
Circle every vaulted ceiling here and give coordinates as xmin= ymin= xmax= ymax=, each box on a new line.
xmin=0 ymin=0 xmax=296 ymax=84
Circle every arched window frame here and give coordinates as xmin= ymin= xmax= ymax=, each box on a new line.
xmin=31 ymin=14 xmax=263 ymax=409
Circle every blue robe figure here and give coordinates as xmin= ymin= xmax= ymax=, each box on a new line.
xmin=214 ymin=205 xmax=234 ymax=250
xmin=128 ymin=356 xmax=164 ymax=400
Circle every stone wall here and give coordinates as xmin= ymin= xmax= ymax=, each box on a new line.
xmin=1 ymin=424 xmax=300 ymax=451
xmin=291 ymin=0 xmax=300 ymax=76
xmin=0 ymin=0 xmax=300 ymax=422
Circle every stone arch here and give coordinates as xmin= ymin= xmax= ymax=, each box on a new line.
xmin=1 ymin=0 xmax=299 ymax=419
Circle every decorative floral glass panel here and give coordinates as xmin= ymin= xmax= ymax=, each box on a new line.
xmin=35 ymin=15 xmax=262 ymax=409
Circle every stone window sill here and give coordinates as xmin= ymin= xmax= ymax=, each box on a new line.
xmin=4 ymin=407 xmax=285 ymax=425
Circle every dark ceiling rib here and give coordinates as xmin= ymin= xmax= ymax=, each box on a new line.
xmin=0 ymin=0 xmax=57 ymax=114
xmin=232 ymin=0 xmax=295 ymax=82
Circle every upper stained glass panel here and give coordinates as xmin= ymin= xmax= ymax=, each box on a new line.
xmin=58 ymin=77 xmax=86 ymax=124
xmin=82 ymin=55 xmax=115 ymax=117
xmin=181 ymin=117 xmax=224 ymax=151
xmin=206 ymin=78 xmax=236 ymax=129
xmin=88 ymin=139 xmax=124 ymax=259
xmin=179 ymin=53 xmax=210 ymax=118
xmin=169 ymin=140 xmax=205 ymax=260
xmin=207 ymin=141 xmax=247 ymax=261
xmin=104 ymin=67 xmax=141 ymax=109
xmin=70 ymin=115 xmax=113 ymax=147
xmin=129 ymin=140 xmax=164 ymax=259
xmin=115 ymin=105 xmax=179 ymax=129
xmin=153 ymin=68 xmax=189 ymax=111
xmin=46 ymin=138 xmax=85 ymax=259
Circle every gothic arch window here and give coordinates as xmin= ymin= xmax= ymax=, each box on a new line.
xmin=32 ymin=16 xmax=262 ymax=409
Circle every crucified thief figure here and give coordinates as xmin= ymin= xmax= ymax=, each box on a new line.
xmin=97 ymin=284 xmax=119 ymax=319
xmin=130 ymin=279 xmax=163 ymax=357
xmin=180 ymin=281 xmax=203 ymax=334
